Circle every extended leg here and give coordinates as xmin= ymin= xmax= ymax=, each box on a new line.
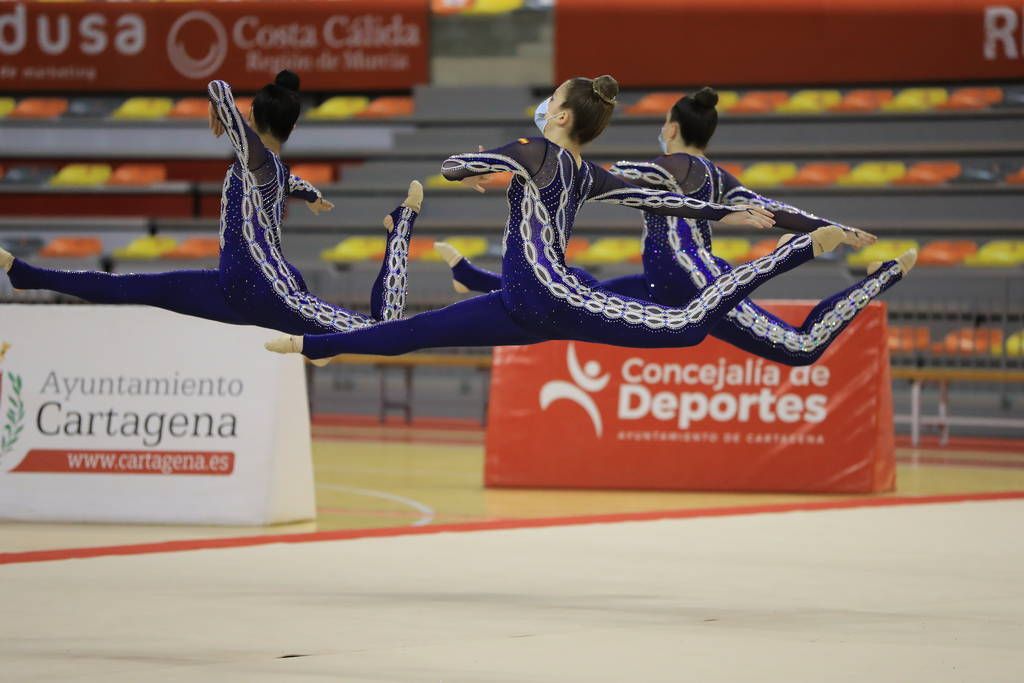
xmin=370 ymin=181 xmax=422 ymax=321
xmin=434 ymin=241 xmax=502 ymax=294
xmin=272 ymin=291 xmax=545 ymax=359
xmin=6 ymin=259 xmax=247 ymax=325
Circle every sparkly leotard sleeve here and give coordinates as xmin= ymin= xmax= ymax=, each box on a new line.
xmin=716 ymin=165 xmax=846 ymax=232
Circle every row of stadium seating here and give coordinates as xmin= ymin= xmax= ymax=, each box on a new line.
xmin=1 ymin=85 xmax=1016 ymax=123
xmin=889 ymin=326 xmax=1024 ymax=357
xmin=7 ymin=233 xmax=1022 ymax=268
xmin=4 ymin=158 xmax=1022 ymax=190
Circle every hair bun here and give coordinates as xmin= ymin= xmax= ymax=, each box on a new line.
xmin=275 ymin=69 xmax=300 ymax=93
xmin=592 ymin=74 xmax=619 ymax=106
xmin=692 ymin=86 xmax=718 ymax=109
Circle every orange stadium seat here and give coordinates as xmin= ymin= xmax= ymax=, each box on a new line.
xmin=729 ymin=91 xmax=789 ymax=114
xmin=289 ymin=163 xmax=335 ymax=185
xmin=626 ymin=92 xmax=684 ymax=115
xmin=830 ymin=89 xmax=893 ymax=113
xmin=917 ymin=240 xmax=977 ymax=266
xmin=480 ymin=171 xmax=512 ymax=190
xmin=715 ymin=162 xmax=743 ymax=178
xmin=565 ymin=238 xmax=591 ymax=262
xmin=936 ymin=328 xmax=1004 ymax=355
xmin=10 ymin=97 xmax=68 ymax=119
xmin=893 ymin=161 xmax=962 ymax=186
xmin=39 ymin=236 xmax=102 ymax=259
xmin=408 ymin=238 xmax=438 ymax=261
xmin=1005 ymin=166 xmax=1024 ymax=184
xmin=747 ymin=238 xmax=778 ymax=261
xmin=164 ymin=237 xmax=221 ymax=260
xmin=783 ymin=162 xmax=851 ymax=187
xmin=169 ymin=98 xmax=209 ymax=119
xmin=432 ymin=0 xmax=472 ymax=14
xmin=888 ymin=326 xmax=930 ymax=353
xmin=108 ymin=163 xmax=168 ymax=187
xmin=357 ymin=96 xmax=415 ymax=118
xmin=939 ymin=87 xmax=1003 ymax=111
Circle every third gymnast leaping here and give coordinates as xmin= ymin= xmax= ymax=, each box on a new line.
xmin=267 ymin=74 xmax=851 ymax=360
xmin=434 ymin=87 xmax=916 ymax=366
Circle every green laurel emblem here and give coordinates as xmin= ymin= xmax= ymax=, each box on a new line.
xmin=1 ymin=372 xmax=25 ymax=457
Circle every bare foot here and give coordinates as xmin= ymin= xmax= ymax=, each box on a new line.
xmin=0 ymin=246 xmax=13 ymax=273
xmin=384 ymin=180 xmax=424 ymax=233
xmin=777 ymin=226 xmax=844 ymax=256
xmin=264 ymin=335 xmax=330 ymax=367
xmin=868 ymin=248 xmax=917 ymax=276
xmin=434 ymin=241 xmax=464 ymax=268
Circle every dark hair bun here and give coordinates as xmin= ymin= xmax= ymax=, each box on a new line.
xmin=593 ymin=74 xmax=619 ymax=105
xmin=692 ymin=86 xmax=718 ymax=109
xmin=275 ymin=69 xmax=300 ymax=93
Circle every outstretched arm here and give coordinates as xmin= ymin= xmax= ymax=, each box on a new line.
xmin=441 ymin=137 xmax=550 ymax=189
xmin=207 ymin=79 xmax=266 ymax=172
xmin=287 ymin=174 xmax=334 ymax=215
xmin=587 ymin=162 xmax=773 ymax=228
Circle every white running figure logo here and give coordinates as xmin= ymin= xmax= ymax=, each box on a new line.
xmin=539 ymin=343 xmax=610 ymax=436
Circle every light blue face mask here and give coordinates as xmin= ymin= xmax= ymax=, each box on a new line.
xmin=658 ymin=129 xmax=669 ymax=154
xmin=534 ymin=96 xmax=553 ymax=134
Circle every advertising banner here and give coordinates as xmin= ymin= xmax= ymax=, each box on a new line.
xmin=486 ymin=301 xmax=895 ymax=494
xmin=556 ymin=0 xmax=1024 ymax=86
xmin=0 ymin=1 xmax=429 ymax=92
xmin=0 ymin=305 xmax=314 ymax=525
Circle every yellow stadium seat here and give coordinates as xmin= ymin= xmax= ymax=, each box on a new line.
xmin=113 ymin=235 xmax=178 ymax=260
xmin=0 ymin=98 xmax=14 ymax=118
xmin=465 ymin=0 xmax=524 ymax=14
xmin=881 ymin=88 xmax=949 ymax=112
xmin=714 ymin=238 xmax=752 ymax=264
xmin=837 ymin=161 xmax=907 ymax=187
xmin=307 ymin=96 xmax=370 ymax=120
xmin=963 ymin=240 xmax=1024 ymax=267
xmin=425 ymin=173 xmax=462 ymax=190
xmin=776 ymin=90 xmax=842 ymax=114
xmin=714 ymin=91 xmax=740 ymax=112
xmin=738 ymin=162 xmax=798 ymax=188
xmin=112 ymin=97 xmax=174 ymax=120
xmin=846 ymin=240 xmax=918 ymax=267
xmin=320 ymin=237 xmax=386 ymax=263
xmin=1005 ymin=331 xmax=1024 ymax=357
xmin=576 ymin=238 xmax=642 ymax=265
xmin=49 ymin=163 xmax=113 ymax=187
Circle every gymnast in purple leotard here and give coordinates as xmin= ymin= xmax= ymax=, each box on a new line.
xmin=435 ymin=87 xmax=916 ymax=366
xmin=0 ymin=70 xmax=422 ymax=343
xmin=266 ymin=75 xmax=854 ymax=361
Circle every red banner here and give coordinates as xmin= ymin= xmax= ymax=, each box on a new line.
xmin=486 ymin=301 xmax=895 ymax=494
xmin=13 ymin=450 xmax=235 ymax=476
xmin=0 ymin=1 xmax=429 ymax=92
xmin=556 ymin=0 xmax=1024 ymax=86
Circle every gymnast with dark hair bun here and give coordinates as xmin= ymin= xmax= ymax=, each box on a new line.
xmin=434 ymin=87 xmax=916 ymax=366
xmin=1 ymin=70 xmax=424 ymax=355
xmin=268 ymin=76 xmax=853 ymax=361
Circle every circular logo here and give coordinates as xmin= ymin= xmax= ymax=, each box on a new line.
xmin=166 ymin=11 xmax=228 ymax=80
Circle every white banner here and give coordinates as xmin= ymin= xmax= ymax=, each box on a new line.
xmin=0 ymin=304 xmax=314 ymax=525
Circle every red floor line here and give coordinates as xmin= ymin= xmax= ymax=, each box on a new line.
xmin=895 ymin=455 xmax=1024 ymax=469
xmin=2 ymin=490 xmax=1023 ymax=566
xmin=311 ymin=432 xmax=483 ymax=447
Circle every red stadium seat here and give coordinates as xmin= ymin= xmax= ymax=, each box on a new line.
xmin=936 ymin=328 xmax=1004 ymax=355
xmin=729 ymin=91 xmax=789 ymax=114
xmin=783 ymin=162 xmax=851 ymax=187
xmin=357 ymin=96 xmax=415 ymax=118
xmin=716 ymin=162 xmax=744 ymax=178
xmin=10 ymin=98 xmax=68 ymax=119
xmin=565 ymin=238 xmax=591 ymax=262
xmin=289 ymin=163 xmax=335 ymax=185
xmin=1005 ymin=166 xmax=1024 ymax=184
xmin=747 ymin=238 xmax=778 ymax=260
xmin=830 ymin=89 xmax=893 ymax=113
xmin=164 ymin=237 xmax=221 ymax=260
xmin=939 ymin=87 xmax=1003 ymax=110
xmin=625 ymin=92 xmax=684 ymax=116
xmin=40 ymin=236 xmax=103 ymax=259
xmin=916 ymin=240 xmax=977 ymax=266
xmin=888 ymin=326 xmax=930 ymax=353
xmin=893 ymin=161 xmax=962 ymax=186
xmin=108 ymin=164 xmax=168 ymax=186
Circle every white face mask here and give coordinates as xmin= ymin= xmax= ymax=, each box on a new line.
xmin=534 ymin=96 xmax=553 ymax=134
xmin=658 ymin=129 xmax=669 ymax=154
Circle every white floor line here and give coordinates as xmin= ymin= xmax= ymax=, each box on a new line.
xmin=316 ymin=483 xmax=436 ymax=527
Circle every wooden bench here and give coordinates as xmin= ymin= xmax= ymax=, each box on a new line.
xmin=891 ymin=367 xmax=1024 ymax=446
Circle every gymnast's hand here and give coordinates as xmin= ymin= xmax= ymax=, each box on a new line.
xmin=839 ymin=226 xmax=877 ymax=248
xmin=459 ymin=146 xmax=493 ymax=193
xmin=719 ymin=205 xmax=775 ymax=230
xmin=207 ymin=102 xmax=224 ymax=139
xmin=306 ymin=197 xmax=335 ymax=215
